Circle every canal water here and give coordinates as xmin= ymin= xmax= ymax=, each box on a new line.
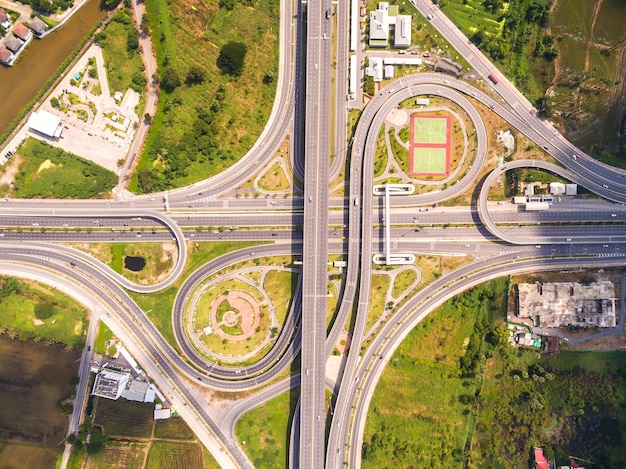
xmin=0 ymin=0 xmax=107 ymax=134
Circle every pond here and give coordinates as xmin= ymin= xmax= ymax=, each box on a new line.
xmin=0 ymin=0 xmax=107 ymax=134
xmin=124 ymin=256 xmax=146 ymax=272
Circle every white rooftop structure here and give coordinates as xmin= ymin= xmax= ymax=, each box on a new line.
xmin=368 ymin=57 xmax=384 ymax=82
xmin=119 ymin=346 xmax=142 ymax=375
xmin=394 ymin=15 xmax=411 ymax=48
xmin=92 ymin=370 xmax=130 ymax=400
xmin=384 ymin=65 xmax=394 ymax=79
xmin=369 ymin=8 xmax=389 ymax=46
xmin=415 ymin=97 xmax=430 ymax=106
xmin=154 ymin=407 xmax=171 ymax=420
xmin=121 ymin=379 xmax=149 ymax=402
xmin=565 ymin=183 xmax=577 ymax=195
xmin=26 ymin=109 xmax=63 ymax=139
xmin=549 ymin=182 xmax=566 ymax=195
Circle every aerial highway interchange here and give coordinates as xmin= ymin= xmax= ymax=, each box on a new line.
xmin=1 ymin=0 xmax=626 ymax=467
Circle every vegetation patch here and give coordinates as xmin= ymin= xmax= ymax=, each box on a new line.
xmin=263 ymin=270 xmax=297 ymax=325
xmin=7 ymin=138 xmax=117 ymax=199
xmin=236 ymin=386 xmax=299 ymax=468
xmin=96 ymin=8 xmax=147 ymax=95
xmin=131 ymin=0 xmax=280 ymax=192
xmin=366 ymin=274 xmax=390 ymax=334
xmin=154 ymin=417 xmax=195 ymax=440
xmin=145 ymin=441 xmax=204 ymax=469
xmin=93 ymin=398 xmax=155 ymax=438
xmin=0 ymin=276 xmax=87 ymax=348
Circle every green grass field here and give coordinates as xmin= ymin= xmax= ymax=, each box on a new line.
xmin=154 ymin=418 xmax=194 ymax=440
xmin=94 ymin=321 xmax=113 ymax=355
xmin=412 ymin=117 xmax=447 ymax=145
xmin=263 ymin=270 xmax=297 ymax=325
xmin=4 ymin=138 xmax=117 ymax=199
xmin=0 ymin=276 xmax=87 ymax=347
xmin=236 ymin=387 xmax=299 ymax=468
xmin=589 ymin=0 xmax=625 ymax=43
xmin=412 ymin=147 xmax=448 ymax=174
xmin=93 ymin=398 xmax=155 ymax=438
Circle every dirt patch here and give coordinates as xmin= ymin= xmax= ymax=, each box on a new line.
xmin=0 ymin=154 xmax=22 ymax=189
xmin=210 ymin=291 xmax=260 ymax=342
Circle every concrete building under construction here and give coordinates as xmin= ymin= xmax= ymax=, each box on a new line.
xmin=517 ymin=281 xmax=616 ymax=328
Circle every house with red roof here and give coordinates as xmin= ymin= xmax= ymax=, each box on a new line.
xmin=0 ymin=8 xmax=11 ymax=30
xmin=533 ymin=447 xmax=550 ymax=469
xmin=13 ymin=22 xmax=32 ymax=42
xmin=0 ymin=45 xmax=14 ymax=66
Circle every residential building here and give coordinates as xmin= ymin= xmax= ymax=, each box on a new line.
xmin=0 ymin=9 xmax=11 ymax=30
xmin=533 ymin=447 xmax=550 ymax=469
xmin=0 ymin=45 xmax=14 ymax=66
xmin=4 ymin=35 xmax=23 ymax=54
xmin=13 ymin=22 xmax=32 ymax=42
xmin=29 ymin=17 xmax=48 ymax=36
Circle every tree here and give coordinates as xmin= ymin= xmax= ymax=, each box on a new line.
xmin=50 ymin=97 xmax=60 ymax=108
xmin=144 ymin=112 xmax=152 ymax=124
xmin=186 ymin=65 xmax=206 ymax=84
xmin=127 ymin=28 xmax=139 ymax=52
xmin=140 ymin=14 xmax=150 ymax=35
xmin=100 ymin=0 xmax=121 ymax=10
xmin=160 ymin=67 xmax=182 ymax=92
xmin=216 ymin=42 xmax=247 ymax=77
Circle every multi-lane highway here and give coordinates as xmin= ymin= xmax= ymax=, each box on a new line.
xmin=2 ymin=0 xmax=626 ymax=467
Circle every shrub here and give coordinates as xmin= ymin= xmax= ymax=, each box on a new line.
xmin=34 ymin=303 xmax=55 ymax=320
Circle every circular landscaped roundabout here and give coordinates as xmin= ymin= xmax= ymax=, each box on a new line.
xmin=185 ymin=266 xmax=295 ymax=364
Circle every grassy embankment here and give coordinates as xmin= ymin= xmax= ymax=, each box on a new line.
xmin=362 ymin=276 xmax=626 ymax=467
xmin=235 ymin=386 xmax=300 ymax=468
xmin=130 ymin=0 xmax=280 ymax=192
xmin=0 ymin=138 xmax=117 ymax=199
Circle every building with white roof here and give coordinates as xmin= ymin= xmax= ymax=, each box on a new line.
xmin=92 ymin=370 xmax=130 ymax=400
xmin=26 ymin=110 xmax=63 ymax=139
xmin=369 ymin=3 xmax=412 ymax=48
xmin=367 ymin=57 xmax=384 ymax=82
xmin=394 ymin=15 xmax=411 ymax=48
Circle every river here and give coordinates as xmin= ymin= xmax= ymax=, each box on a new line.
xmin=0 ymin=0 xmax=107 ymax=134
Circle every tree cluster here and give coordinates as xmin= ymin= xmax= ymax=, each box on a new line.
xmin=138 ymin=85 xmax=230 ymax=192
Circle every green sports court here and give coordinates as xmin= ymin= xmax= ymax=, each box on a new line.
xmin=409 ymin=115 xmax=451 ymax=176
